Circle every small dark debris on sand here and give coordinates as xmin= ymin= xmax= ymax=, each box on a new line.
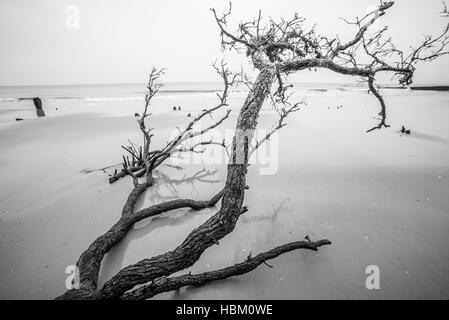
xmin=400 ymin=125 xmax=411 ymax=135
xmin=15 ymin=118 xmax=24 ymax=121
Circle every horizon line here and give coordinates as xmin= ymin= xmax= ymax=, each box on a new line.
xmin=2 ymin=81 xmax=447 ymax=88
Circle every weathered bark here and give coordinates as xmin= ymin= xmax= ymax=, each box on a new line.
xmin=108 ymin=166 xmax=144 ymax=184
xmin=55 ymin=66 xmax=295 ymax=300
xmin=75 ymin=180 xmax=154 ymax=293
xmin=90 ymin=68 xmax=277 ymax=300
xmin=57 ymin=184 xmax=225 ymax=299
xmin=366 ymin=77 xmax=390 ymax=132
xmin=56 ymin=61 xmax=332 ymax=301
xmin=55 ymin=63 xmax=333 ymax=301
xmin=121 ymin=239 xmax=331 ymax=300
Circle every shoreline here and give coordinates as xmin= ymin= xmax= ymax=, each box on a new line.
xmin=382 ymin=85 xmax=449 ymax=91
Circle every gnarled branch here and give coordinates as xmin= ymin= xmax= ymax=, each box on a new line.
xmin=121 ymin=238 xmax=331 ymax=300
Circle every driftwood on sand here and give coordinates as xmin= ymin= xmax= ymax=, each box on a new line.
xmin=56 ymin=1 xmax=448 ymax=300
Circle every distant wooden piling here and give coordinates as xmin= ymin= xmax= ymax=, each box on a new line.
xmin=32 ymin=97 xmax=45 ymax=117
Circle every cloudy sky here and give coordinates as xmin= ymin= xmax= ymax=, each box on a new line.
xmin=1 ymin=0 xmax=448 ymax=85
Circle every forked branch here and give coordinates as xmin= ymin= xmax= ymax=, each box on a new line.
xmin=212 ymin=1 xmax=449 ymax=131
xmin=109 ymin=61 xmax=239 ymax=183
xmin=121 ymin=238 xmax=331 ymax=300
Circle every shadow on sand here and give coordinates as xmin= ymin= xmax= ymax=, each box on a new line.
xmin=98 ymin=168 xmax=222 ymax=285
xmin=403 ymin=131 xmax=449 ymax=144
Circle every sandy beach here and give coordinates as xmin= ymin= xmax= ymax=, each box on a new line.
xmin=0 ymin=86 xmax=448 ymax=300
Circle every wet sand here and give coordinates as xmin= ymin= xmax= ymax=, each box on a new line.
xmin=1 ymin=89 xmax=449 ymax=299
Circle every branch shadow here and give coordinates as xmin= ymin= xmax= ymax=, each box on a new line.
xmin=403 ymin=131 xmax=449 ymax=144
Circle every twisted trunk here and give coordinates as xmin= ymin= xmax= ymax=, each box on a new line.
xmin=56 ymin=67 xmax=277 ymax=300
xmin=95 ymin=67 xmax=276 ymax=299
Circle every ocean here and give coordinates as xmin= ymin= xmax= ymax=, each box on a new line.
xmin=0 ymin=82 xmax=375 ymax=103
xmin=0 ymin=81 xmax=437 ymax=125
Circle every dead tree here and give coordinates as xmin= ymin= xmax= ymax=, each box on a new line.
xmin=57 ymin=2 xmax=447 ymax=300
xmin=209 ymin=1 xmax=447 ymax=132
xmin=109 ymin=64 xmax=232 ymax=184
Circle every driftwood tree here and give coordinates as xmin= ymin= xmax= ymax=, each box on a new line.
xmin=109 ymin=65 xmax=232 ymax=184
xmin=57 ymin=2 xmax=448 ymax=299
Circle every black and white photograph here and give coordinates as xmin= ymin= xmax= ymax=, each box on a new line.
xmin=1 ymin=0 xmax=449 ymax=304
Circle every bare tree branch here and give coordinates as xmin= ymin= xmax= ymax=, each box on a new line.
xmin=121 ymin=238 xmax=331 ymax=300
xmin=57 ymin=1 xmax=448 ymax=300
xmin=109 ymin=61 xmax=239 ymax=184
xmin=210 ymin=1 xmax=448 ymax=131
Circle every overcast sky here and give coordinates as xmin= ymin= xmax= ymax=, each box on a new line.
xmin=1 ymin=0 xmax=448 ymax=86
